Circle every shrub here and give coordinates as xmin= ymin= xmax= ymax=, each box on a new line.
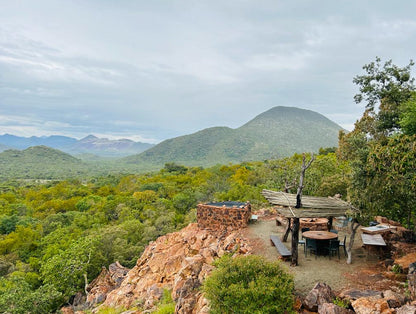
xmin=203 ymin=255 xmax=295 ymax=314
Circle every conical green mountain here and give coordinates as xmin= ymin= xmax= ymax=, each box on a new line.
xmin=0 ymin=145 xmax=87 ymax=179
xmin=123 ymin=106 xmax=343 ymax=167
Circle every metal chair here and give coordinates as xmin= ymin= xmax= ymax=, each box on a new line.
xmin=328 ymin=239 xmax=340 ymax=259
xmin=298 ymin=227 xmax=310 ymax=252
xmin=339 ymin=235 xmax=347 ymax=256
xmin=301 ymin=227 xmax=310 ymax=238
xmin=305 ymin=238 xmax=318 ymax=259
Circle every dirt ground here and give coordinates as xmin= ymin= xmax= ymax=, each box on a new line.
xmin=244 ymin=215 xmax=404 ymax=297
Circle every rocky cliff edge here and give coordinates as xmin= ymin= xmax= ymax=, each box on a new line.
xmin=73 ymin=223 xmax=252 ymax=313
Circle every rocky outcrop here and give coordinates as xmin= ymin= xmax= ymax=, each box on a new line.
xmin=88 ymin=223 xmax=252 ymax=313
xmin=303 ymin=282 xmax=335 ymax=312
xmin=86 ymin=262 xmax=130 ymax=307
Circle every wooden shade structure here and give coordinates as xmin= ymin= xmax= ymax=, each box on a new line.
xmin=261 ymin=189 xmax=354 ymax=217
xmin=262 ymin=189 xmax=356 ymax=265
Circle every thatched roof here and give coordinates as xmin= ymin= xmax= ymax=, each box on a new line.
xmin=261 ymin=189 xmax=355 ymax=218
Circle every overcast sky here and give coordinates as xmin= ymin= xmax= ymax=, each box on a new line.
xmin=0 ymin=1 xmax=415 ymax=143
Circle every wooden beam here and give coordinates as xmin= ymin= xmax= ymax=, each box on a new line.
xmin=275 ymin=207 xmax=347 ymax=218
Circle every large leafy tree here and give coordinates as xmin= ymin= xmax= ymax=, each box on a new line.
xmin=353 ymin=57 xmax=415 ymax=136
xmin=340 ymin=58 xmax=416 ymax=227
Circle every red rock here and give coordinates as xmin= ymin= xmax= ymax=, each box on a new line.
xmin=383 ymin=289 xmax=405 ymax=308
xmin=396 ymin=304 xmax=416 ymax=313
xmin=89 ymin=223 xmax=252 ymax=313
xmin=351 ymin=296 xmax=393 ymax=314
xmin=303 ymin=282 xmax=335 ymax=312
xmin=394 ymin=252 xmax=416 ymax=273
xmin=318 ymin=303 xmax=354 ymax=314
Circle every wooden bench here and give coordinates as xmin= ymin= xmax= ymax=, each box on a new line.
xmin=270 ymin=235 xmax=291 ymax=259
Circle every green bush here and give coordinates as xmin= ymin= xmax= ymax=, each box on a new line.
xmin=203 ymin=255 xmax=295 ymax=314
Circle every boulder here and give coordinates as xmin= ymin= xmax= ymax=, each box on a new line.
xmin=318 ymin=303 xmax=354 ymax=314
xmin=383 ymin=290 xmax=405 ymax=308
xmin=351 ymin=296 xmax=393 ymax=314
xmin=394 ymin=252 xmax=416 ymax=273
xmin=303 ymin=282 xmax=335 ymax=312
xmin=339 ymin=289 xmax=383 ymax=301
xmin=396 ymin=304 xmax=416 ymax=314
xmin=86 ymin=262 xmax=130 ymax=308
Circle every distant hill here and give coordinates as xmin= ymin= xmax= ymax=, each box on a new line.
xmin=69 ymin=135 xmax=153 ymax=157
xmin=0 ymin=143 xmax=11 ymax=153
xmin=0 ymin=134 xmax=154 ymax=157
xmin=123 ymin=106 xmax=343 ymax=167
xmin=0 ymin=146 xmax=88 ymax=179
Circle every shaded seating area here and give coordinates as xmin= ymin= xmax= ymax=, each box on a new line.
xmin=262 ymin=189 xmax=357 ymax=265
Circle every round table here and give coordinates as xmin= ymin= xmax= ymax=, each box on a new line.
xmin=302 ymin=231 xmax=338 ymax=240
xmin=302 ymin=231 xmax=338 ymax=256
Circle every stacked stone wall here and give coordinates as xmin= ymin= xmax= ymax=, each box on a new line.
xmin=197 ymin=203 xmax=251 ymax=230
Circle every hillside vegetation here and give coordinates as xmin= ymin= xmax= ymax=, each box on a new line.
xmin=123 ymin=106 xmax=343 ymax=167
xmin=0 ymin=146 xmax=89 ymax=179
xmin=0 ymin=152 xmax=349 ymax=312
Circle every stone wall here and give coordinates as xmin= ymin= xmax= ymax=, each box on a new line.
xmin=197 ymin=202 xmax=251 ymax=230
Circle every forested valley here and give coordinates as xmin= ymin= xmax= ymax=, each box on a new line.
xmin=1 ymin=58 xmax=416 ymax=313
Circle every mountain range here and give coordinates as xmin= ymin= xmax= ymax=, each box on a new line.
xmin=0 ymin=106 xmax=345 ymax=178
xmin=0 ymin=134 xmax=153 ymax=157
xmin=123 ymin=106 xmax=344 ymax=167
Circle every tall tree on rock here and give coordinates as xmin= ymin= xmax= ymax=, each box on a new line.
xmin=339 ymin=57 xmax=416 ymax=228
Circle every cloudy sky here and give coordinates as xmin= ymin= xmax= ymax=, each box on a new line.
xmin=1 ymin=1 xmax=415 ymax=143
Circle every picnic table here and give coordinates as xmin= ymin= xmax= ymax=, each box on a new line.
xmin=361 ymin=224 xmax=396 ymax=235
xmin=361 ymin=233 xmax=386 ymax=258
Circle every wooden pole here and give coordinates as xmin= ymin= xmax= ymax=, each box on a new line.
xmin=282 ymin=217 xmax=292 ymax=242
xmin=291 ymin=217 xmax=300 ymax=266
xmin=327 ymin=217 xmax=333 ymax=231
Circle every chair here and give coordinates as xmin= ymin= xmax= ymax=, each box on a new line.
xmin=328 ymin=239 xmax=340 ymax=259
xmin=298 ymin=228 xmax=310 ymax=252
xmin=301 ymin=227 xmax=310 ymax=239
xmin=305 ymin=238 xmax=318 ymax=259
xmin=298 ymin=238 xmax=306 ymax=252
xmin=339 ymin=235 xmax=347 ymax=256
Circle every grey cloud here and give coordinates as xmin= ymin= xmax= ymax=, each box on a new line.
xmin=1 ymin=0 xmax=416 ymax=141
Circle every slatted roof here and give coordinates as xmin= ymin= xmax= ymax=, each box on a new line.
xmin=261 ymin=189 xmax=356 ymax=218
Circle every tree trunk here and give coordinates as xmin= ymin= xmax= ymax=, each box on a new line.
xmin=291 ymin=218 xmax=300 ymax=266
xmin=347 ymin=219 xmax=360 ymax=264
xmin=282 ymin=218 xmax=291 ymax=242
xmin=295 ymin=154 xmax=315 ymax=208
